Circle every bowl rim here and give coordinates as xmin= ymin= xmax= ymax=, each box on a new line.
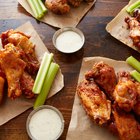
xmin=26 ymin=105 xmax=65 ymax=140
xmin=52 ymin=27 xmax=85 ymax=53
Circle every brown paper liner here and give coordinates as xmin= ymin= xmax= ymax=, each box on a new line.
xmin=0 ymin=21 xmax=64 ymax=125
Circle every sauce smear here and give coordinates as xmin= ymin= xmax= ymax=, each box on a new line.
xmin=29 ymin=108 xmax=63 ymax=140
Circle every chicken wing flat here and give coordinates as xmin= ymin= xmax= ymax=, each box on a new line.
xmin=112 ymin=106 xmax=140 ymax=140
xmin=0 ymin=49 xmax=26 ymax=99
xmin=85 ymin=61 xmax=117 ymax=100
xmin=77 ymin=80 xmax=111 ymax=125
xmin=1 ymin=30 xmax=39 ymax=75
xmin=113 ymin=71 xmax=137 ymax=112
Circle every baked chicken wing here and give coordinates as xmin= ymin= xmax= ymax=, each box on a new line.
xmin=133 ymin=82 xmax=140 ymax=116
xmin=113 ymin=72 xmax=137 ymax=112
xmin=112 ymin=106 xmax=140 ymax=140
xmin=85 ymin=61 xmax=117 ymax=100
xmin=20 ymin=72 xmax=35 ymax=99
xmin=45 ymin=0 xmax=70 ymax=14
xmin=0 ymin=49 xmax=26 ymax=99
xmin=0 ymin=30 xmax=39 ymax=75
xmin=125 ymin=16 xmax=140 ymax=49
xmin=77 ymin=80 xmax=111 ymax=125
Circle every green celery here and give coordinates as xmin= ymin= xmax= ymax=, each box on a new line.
xmin=32 ymin=53 xmax=53 ymax=94
xmin=126 ymin=56 xmax=140 ymax=73
xmin=27 ymin=0 xmax=39 ymax=18
xmin=130 ymin=70 xmax=140 ymax=82
xmin=126 ymin=0 xmax=140 ymax=14
xmin=34 ymin=63 xmax=59 ymax=109
xmin=33 ymin=0 xmax=44 ymax=19
xmin=37 ymin=0 xmax=47 ymax=14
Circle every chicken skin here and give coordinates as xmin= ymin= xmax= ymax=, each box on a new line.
xmin=113 ymin=72 xmax=137 ymax=112
xmin=112 ymin=105 xmax=140 ymax=140
xmin=77 ymin=80 xmax=111 ymax=125
xmin=0 ymin=30 xmax=39 ymax=75
xmin=0 ymin=50 xmax=26 ymax=99
xmin=85 ymin=61 xmax=117 ymax=100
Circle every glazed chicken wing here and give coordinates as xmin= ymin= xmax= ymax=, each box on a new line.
xmin=85 ymin=61 xmax=117 ymax=100
xmin=77 ymin=80 xmax=111 ymax=125
xmin=0 ymin=50 xmax=26 ymax=99
xmin=112 ymin=106 xmax=140 ymax=140
xmin=20 ymin=72 xmax=35 ymax=99
xmin=125 ymin=17 xmax=140 ymax=49
xmin=0 ymin=30 xmax=39 ymax=75
xmin=113 ymin=72 xmax=137 ymax=112
xmin=45 ymin=0 xmax=70 ymax=14
xmin=133 ymin=82 xmax=140 ymax=116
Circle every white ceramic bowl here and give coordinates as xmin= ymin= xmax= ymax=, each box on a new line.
xmin=53 ymin=27 xmax=85 ymax=53
xmin=26 ymin=105 xmax=64 ymax=140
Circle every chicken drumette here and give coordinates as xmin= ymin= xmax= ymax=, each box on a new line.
xmin=85 ymin=61 xmax=117 ymax=100
xmin=113 ymin=71 xmax=137 ymax=112
xmin=77 ymin=79 xmax=111 ymax=125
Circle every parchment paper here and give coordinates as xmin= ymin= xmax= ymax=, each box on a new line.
xmin=66 ymin=57 xmax=134 ymax=140
xmin=106 ymin=0 xmax=139 ymax=52
xmin=0 ymin=21 xmax=64 ymax=125
xmin=17 ymin=0 xmax=96 ymax=28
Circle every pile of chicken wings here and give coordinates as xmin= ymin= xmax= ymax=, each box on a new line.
xmin=0 ymin=30 xmax=40 ymax=99
xmin=77 ymin=62 xmax=140 ymax=140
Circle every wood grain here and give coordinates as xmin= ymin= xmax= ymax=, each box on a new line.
xmin=0 ymin=0 xmax=138 ymax=140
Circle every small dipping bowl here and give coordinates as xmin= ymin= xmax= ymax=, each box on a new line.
xmin=53 ymin=27 xmax=85 ymax=53
xmin=26 ymin=105 xmax=64 ymax=140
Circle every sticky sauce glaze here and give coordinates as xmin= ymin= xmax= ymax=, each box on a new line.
xmin=56 ymin=31 xmax=83 ymax=53
xmin=29 ymin=109 xmax=62 ymax=140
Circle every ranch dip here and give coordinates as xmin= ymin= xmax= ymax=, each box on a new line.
xmin=55 ymin=31 xmax=84 ymax=53
xmin=28 ymin=108 xmax=63 ymax=140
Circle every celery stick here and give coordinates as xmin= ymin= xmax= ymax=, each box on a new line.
xmin=37 ymin=0 xmax=47 ymax=14
xmin=33 ymin=0 xmax=44 ymax=19
xmin=32 ymin=53 xmax=53 ymax=94
xmin=34 ymin=63 xmax=59 ymax=109
xmin=130 ymin=70 xmax=140 ymax=82
xmin=126 ymin=0 xmax=140 ymax=14
xmin=126 ymin=56 xmax=140 ymax=73
xmin=27 ymin=0 xmax=39 ymax=18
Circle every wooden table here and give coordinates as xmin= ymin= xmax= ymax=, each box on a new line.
xmin=0 ymin=0 xmax=138 ymax=139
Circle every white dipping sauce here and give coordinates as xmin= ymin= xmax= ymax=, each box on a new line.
xmin=56 ymin=31 xmax=83 ymax=53
xmin=29 ymin=109 xmax=63 ymax=140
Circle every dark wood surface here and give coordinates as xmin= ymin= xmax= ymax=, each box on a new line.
xmin=0 ymin=0 xmax=138 ymax=140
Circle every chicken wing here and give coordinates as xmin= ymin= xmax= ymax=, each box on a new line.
xmin=0 ymin=49 xmax=26 ymax=99
xmin=45 ymin=0 xmax=70 ymax=14
xmin=85 ymin=61 xmax=117 ymax=100
xmin=112 ymin=105 xmax=140 ymax=140
xmin=77 ymin=79 xmax=111 ymax=125
xmin=125 ymin=16 xmax=140 ymax=49
xmin=113 ymin=71 xmax=137 ymax=112
xmin=20 ymin=72 xmax=35 ymax=99
xmin=133 ymin=82 xmax=140 ymax=116
xmin=1 ymin=30 xmax=39 ymax=75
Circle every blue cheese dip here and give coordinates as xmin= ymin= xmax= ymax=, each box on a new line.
xmin=28 ymin=108 xmax=64 ymax=140
xmin=55 ymin=30 xmax=84 ymax=53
